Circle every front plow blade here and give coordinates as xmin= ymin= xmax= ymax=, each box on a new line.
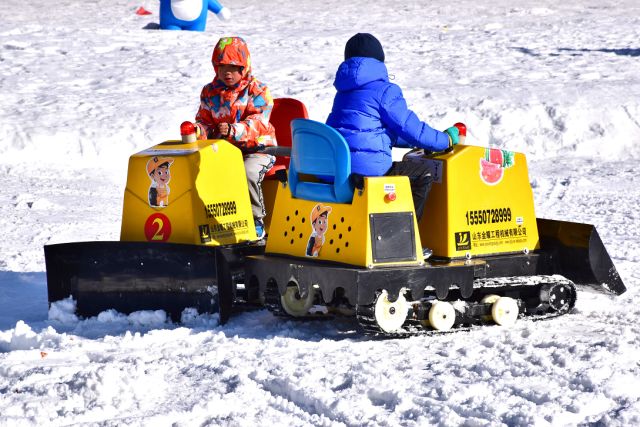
xmin=537 ymin=218 xmax=626 ymax=295
xmin=44 ymin=241 xmax=222 ymax=322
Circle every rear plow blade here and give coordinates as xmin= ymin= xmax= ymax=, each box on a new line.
xmin=44 ymin=241 xmax=226 ymax=322
xmin=537 ymin=218 xmax=626 ymax=295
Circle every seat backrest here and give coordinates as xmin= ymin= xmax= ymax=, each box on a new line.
xmin=270 ymin=98 xmax=309 ymax=168
xmin=289 ymin=119 xmax=354 ymax=203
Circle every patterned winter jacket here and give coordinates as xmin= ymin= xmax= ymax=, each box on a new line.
xmin=326 ymin=57 xmax=450 ymax=176
xmin=195 ymin=37 xmax=276 ymax=152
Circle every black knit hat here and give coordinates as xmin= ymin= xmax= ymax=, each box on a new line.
xmin=344 ymin=33 xmax=385 ymax=63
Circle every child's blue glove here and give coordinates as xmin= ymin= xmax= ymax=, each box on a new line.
xmin=444 ymin=126 xmax=460 ymax=146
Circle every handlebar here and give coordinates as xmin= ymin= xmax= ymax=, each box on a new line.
xmin=260 ymin=146 xmax=292 ymax=157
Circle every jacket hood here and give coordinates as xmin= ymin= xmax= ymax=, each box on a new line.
xmin=333 ymin=57 xmax=388 ymax=92
xmin=212 ymin=37 xmax=252 ymax=83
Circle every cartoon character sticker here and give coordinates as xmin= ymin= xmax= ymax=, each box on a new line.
xmin=306 ymin=203 xmax=332 ymax=257
xmin=146 ymin=156 xmax=174 ymax=207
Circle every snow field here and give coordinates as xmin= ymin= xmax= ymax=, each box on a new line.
xmin=1 ymin=0 xmax=640 ymax=425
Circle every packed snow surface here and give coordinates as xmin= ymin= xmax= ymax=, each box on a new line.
xmin=1 ymin=0 xmax=640 ymax=425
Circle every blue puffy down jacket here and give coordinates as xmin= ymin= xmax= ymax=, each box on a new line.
xmin=326 ymin=57 xmax=450 ymax=176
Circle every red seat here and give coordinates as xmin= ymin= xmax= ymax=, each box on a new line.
xmin=265 ymin=98 xmax=309 ymax=178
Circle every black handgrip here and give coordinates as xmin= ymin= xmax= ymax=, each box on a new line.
xmin=261 ymin=146 xmax=292 ymax=157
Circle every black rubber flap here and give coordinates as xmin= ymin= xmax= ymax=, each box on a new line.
xmin=44 ymin=241 xmax=220 ymax=321
xmin=537 ymin=218 xmax=626 ymax=295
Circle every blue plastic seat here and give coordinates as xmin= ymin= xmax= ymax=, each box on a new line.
xmin=289 ymin=119 xmax=354 ymax=203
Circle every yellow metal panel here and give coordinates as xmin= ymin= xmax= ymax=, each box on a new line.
xmin=261 ymin=178 xmax=279 ymax=232
xmin=408 ymin=145 xmax=540 ymax=259
xmin=120 ymin=139 xmax=256 ymax=245
xmin=266 ymin=176 xmax=422 ymax=268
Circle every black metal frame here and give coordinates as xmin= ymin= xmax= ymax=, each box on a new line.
xmin=44 ymin=218 xmax=625 ymax=324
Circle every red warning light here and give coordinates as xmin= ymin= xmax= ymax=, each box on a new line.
xmin=180 ymin=121 xmax=196 ymax=136
xmin=454 ymin=122 xmax=467 ymax=137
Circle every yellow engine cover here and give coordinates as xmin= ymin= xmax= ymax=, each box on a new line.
xmin=120 ymin=139 xmax=256 ymax=245
xmin=266 ymin=176 xmax=423 ymax=268
xmin=406 ymin=145 xmax=540 ymax=259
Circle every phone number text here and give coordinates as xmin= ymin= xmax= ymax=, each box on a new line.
xmin=465 ymin=208 xmax=512 ymax=226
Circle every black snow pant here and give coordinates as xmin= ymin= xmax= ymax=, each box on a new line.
xmin=385 ymin=160 xmax=433 ymax=222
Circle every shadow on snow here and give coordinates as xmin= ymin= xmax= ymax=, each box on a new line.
xmin=0 ymin=270 xmax=368 ymax=343
xmin=511 ymin=46 xmax=640 ymax=57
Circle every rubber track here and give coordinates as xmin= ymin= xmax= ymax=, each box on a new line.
xmin=263 ymin=275 xmax=577 ymax=338
xmin=263 ymin=282 xmax=334 ymax=321
xmin=264 ymin=281 xmax=287 ymax=317
xmin=356 ymin=275 xmax=577 ymax=337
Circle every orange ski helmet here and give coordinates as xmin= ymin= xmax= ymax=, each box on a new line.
xmin=211 ymin=37 xmax=252 ymax=80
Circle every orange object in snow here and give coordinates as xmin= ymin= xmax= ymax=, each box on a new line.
xmin=136 ymin=6 xmax=152 ymax=15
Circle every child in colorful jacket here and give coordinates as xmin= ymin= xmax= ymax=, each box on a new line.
xmin=195 ymin=36 xmax=276 ymax=239
xmin=326 ymin=33 xmax=459 ymax=223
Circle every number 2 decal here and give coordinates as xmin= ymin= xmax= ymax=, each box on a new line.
xmin=144 ymin=213 xmax=172 ymax=242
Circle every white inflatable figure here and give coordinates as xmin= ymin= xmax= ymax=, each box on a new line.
xmin=159 ymin=0 xmax=230 ymax=31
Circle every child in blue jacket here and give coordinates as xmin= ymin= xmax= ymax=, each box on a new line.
xmin=327 ymin=33 xmax=459 ymax=223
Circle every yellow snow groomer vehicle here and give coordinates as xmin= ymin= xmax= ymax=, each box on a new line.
xmin=44 ymin=98 xmax=308 ymax=323
xmin=44 ymin=99 xmax=626 ymax=335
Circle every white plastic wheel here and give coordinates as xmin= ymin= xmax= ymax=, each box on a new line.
xmin=428 ymin=301 xmax=456 ymax=331
xmin=481 ymin=294 xmax=500 ymax=305
xmin=281 ymin=285 xmax=315 ymax=317
xmin=480 ymin=294 xmax=500 ymax=322
xmin=374 ymin=290 xmax=408 ymax=333
xmin=491 ymin=296 xmax=519 ymax=326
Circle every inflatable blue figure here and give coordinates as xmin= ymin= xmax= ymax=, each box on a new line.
xmin=159 ymin=0 xmax=230 ymax=31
